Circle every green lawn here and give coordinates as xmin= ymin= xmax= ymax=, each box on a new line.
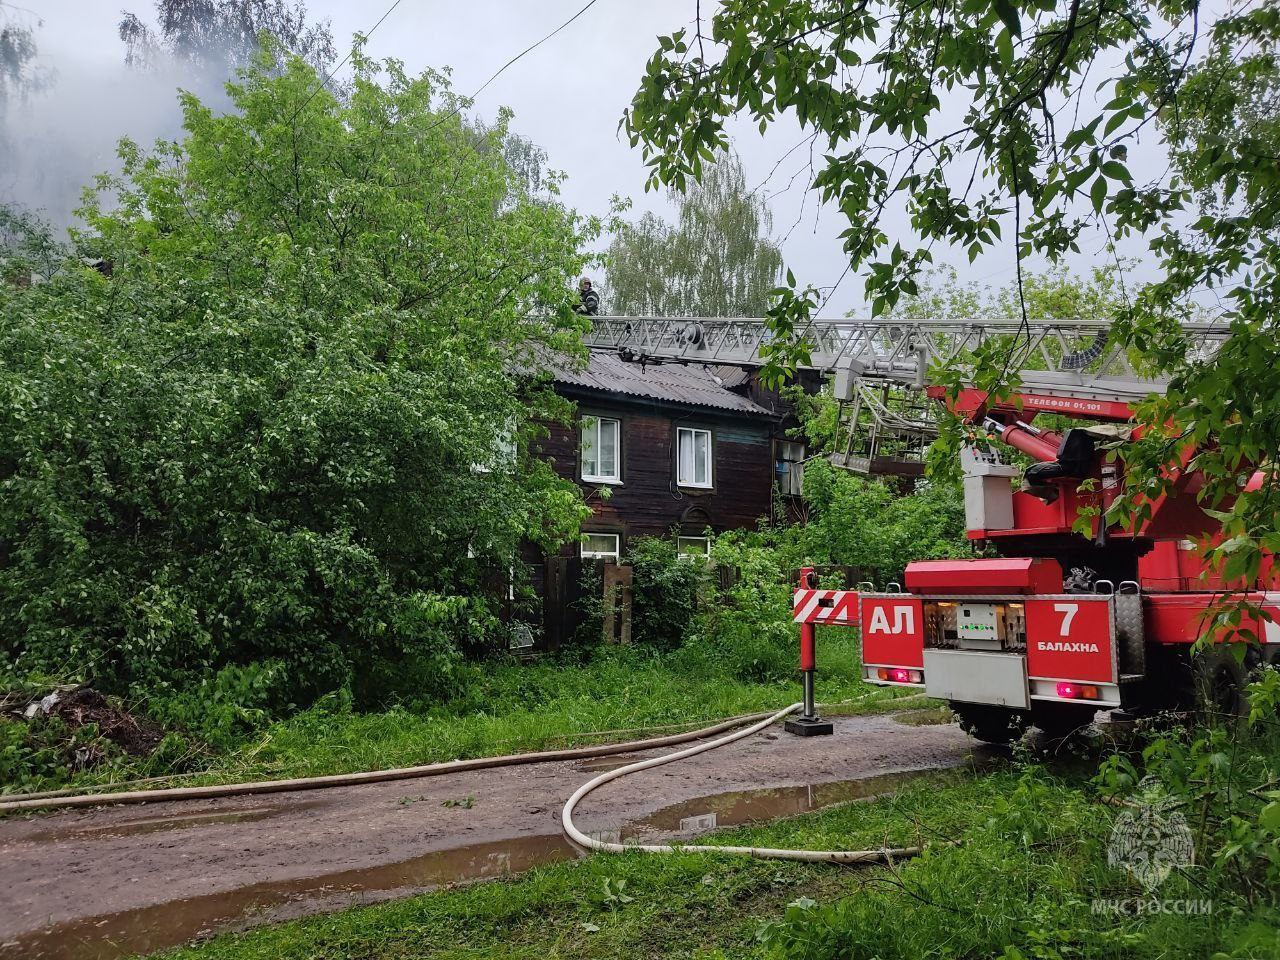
xmin=7 ymin=632 xmax=915 ymax=796
xmin=156 ymin=764 xmax=1280 ymax=960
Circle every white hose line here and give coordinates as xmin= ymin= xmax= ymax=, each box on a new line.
xmin=561 ymin=702 xmax=923 ymax=864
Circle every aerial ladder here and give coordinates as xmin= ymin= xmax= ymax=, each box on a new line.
xmin=584 ymin=314 xmax=1276 ymax=742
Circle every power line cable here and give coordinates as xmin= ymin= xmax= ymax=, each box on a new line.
xmin=419 ymin=0 xmax=604 ymax=134
xmin=289 ymin=0 xmax=407 ymax=120
xmin=472 ymin=0 xmax=602 ymax=102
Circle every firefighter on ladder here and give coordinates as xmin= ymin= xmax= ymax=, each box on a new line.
xmin=574 ymin=277 xmax=601 ymax=316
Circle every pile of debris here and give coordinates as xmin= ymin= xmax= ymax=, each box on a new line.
xmin=4 ymin=685 xmax=165 ymax=768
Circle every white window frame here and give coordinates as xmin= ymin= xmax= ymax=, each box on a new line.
xmin=777 ymin=440 xmax=805 ymax=496
xmin=676 ymin=427 xmax=713 ymax=489
xmin=677 ymin=535 xmax=711 ymax=561
xmin=473 ymin=422 xmax=517 ymax=474
xmin=581 ymin=532 xmax=621 ymax=561
xmin=580 ymin=415 xmax=622 ymax=484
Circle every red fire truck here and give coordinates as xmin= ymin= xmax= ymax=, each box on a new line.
xmin=587 ymin=314 xmax=1274 ymax=742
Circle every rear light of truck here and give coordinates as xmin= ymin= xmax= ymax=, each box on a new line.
xmin=1055 ymin=682 xmax=1100 ymax=700
xmin=877 ymin=667 xmax=923 ymax=684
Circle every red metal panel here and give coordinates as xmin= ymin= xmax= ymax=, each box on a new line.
xmin=927 ymin=386 xmax=1134 ymax=423
xmin=905 ymin=558 xmax=1063 ymax=595
xmin=1025 ymin=597 xmax=1116 ymax=683
xmin=860 ymin=597 xmax=924 ymax=668
xmin=1143 ymin=592 xmax=1274 ymax=646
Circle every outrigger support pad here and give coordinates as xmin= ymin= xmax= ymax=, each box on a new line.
xmin=785 ymin=715 xmax=834 ymax=736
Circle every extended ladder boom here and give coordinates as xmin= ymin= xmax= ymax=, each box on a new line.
xmin=585 ymin=315 xmax=1227 ymax=406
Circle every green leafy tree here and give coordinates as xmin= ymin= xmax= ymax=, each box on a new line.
xmin=797 ymin=460 xmax=970 ymax=584
xmin=605 ymin=153 xmax=783 ymax=316
xmin=0 ymin=203 xmax=64 ymax=283
xmin=0 ymin=45 xmax=597 ymax=706
xmin=623 ymin=3 xmax=1280 ymax=584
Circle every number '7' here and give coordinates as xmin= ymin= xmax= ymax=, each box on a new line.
xmin=1054 ymin=602 xmax=1078 ymax=637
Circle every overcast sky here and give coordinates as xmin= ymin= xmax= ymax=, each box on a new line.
xmin=11 ymin=0 xmax=1175 ymax=316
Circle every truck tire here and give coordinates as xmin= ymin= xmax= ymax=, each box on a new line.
xmin=1192 ymin=648 xmax=1248 ymax=723
xmin=1029 ymin=702 xmax=1095 ymax=739
xmin=951 ymin=703 xmax=1027 ymax=744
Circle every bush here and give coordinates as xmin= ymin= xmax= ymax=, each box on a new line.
xmin=629 ymin=537 xmax=709 ymax=651
xmin=142 ymin=661 xmax=285 ymax=753
xmin=797 ymin=459 xmax=971 ymax=586
xmin=0 ymin=49 xmax=595 ymax=707
xmin=668 ymin=530 xmax=799 ymax=683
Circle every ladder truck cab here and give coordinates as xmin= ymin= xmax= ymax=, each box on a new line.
xmin=583 ymin=314 xmax=1267 ymax=741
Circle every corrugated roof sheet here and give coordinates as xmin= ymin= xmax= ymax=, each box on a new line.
xmin=553 ymin=352 xmax=773 ymax=416
xmin=710 ymin=364 xmax=752 ymax=389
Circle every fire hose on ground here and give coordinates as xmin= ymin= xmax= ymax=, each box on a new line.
xmin=0 ymin=709 xmax=785 ymax=814
xmin=561 ymin=701 xmax=922 ymax=864
xmin=0 ymin=695 xmax=934 ymax=866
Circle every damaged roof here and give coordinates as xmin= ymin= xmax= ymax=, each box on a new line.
xmin=552 ymin=352 xmax=772 ymax=416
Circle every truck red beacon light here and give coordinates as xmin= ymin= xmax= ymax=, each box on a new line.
xmin=586 ymin=314 xmax=1269 ymax=743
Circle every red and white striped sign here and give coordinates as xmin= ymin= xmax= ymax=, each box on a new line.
xmin=793 ymin=589 xmax=860 ymax=625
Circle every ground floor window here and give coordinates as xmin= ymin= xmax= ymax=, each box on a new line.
xmin=677 ymin=535 xmax=711 ymax=560
xmin=581 ymin=532 xmax=621 ymax=561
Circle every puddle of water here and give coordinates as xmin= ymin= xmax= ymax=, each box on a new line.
xmin=618 ymin=769 xmax=932 ymax=842
xmin=3 ymin=833 xmax=581 ymax=960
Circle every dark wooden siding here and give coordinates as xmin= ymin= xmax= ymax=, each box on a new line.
xmin=534 ymin=396 xmax=776 ymax=551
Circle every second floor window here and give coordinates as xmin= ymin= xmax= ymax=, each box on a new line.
xmin=581 ymin=415 xmax=620 ymax=483
xmin=676 ymin=427 xmax=713 ymax=488
xmin=777 ymin=440 xmax=805 ymax=496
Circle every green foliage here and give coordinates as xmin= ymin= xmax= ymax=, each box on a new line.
xmin=624 ymin=2 xmax=1280 ymax=596
xmin=796 ymin=460 xmax=970 ymax=585
xmin=0 ymin=203 xmax=64 ymax=281
xmin=605 ymin=152 xmax=783 ymax=317
xmin=628 ymin=536 xmax=709 ymax=652
xmin=143 ymin=662 xmax=284 ymax=753
xmin=684 ymin=531 xmax=806 ymax=683
xmin=0 ymin=46 xmax=597 ymax=707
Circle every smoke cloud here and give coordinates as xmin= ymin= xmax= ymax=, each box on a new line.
xmin=0 ymin=48 xmax=233 ymax=230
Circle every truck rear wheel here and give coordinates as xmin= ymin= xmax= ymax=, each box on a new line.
xmin=1030 ymin=702 xmax=1095 ymax=739
xmin=952 ymin=703 xmax=1027 ymax=744
xmin=1192 ymin=648 xmax=1249 ymax=723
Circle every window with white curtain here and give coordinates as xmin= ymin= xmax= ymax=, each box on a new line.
xmin=580 ymin=416 xmax=621 ymax=483
xmin=581 ymin=532 xmax=621 ymax=561
xmin=676 ymin=427 xmax=712 ymax=488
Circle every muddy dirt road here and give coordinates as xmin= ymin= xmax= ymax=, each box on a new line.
xmin=1 ymin=711 xmax=987 ymax=960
